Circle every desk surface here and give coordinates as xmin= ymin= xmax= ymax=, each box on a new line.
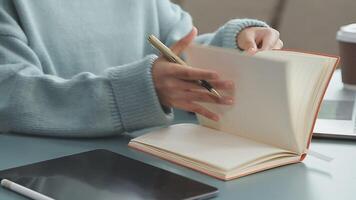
xmin=0 ymin=126 xmax=356 ymax=200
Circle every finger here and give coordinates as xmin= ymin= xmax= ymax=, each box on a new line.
xmin=204 ymin=80 xmax=235 ymax=90
xmin=172 ymin=90 xmax=234 ymax=105
xmin=260 ymin=30 xmax=280 ymax=51
xmin=164 ymin=79 xmax=204 ymax=91
xmin=175 ymin=101 xmax=220 ymax=121
xmin=170 ymin=27 xmax=198 ymax=55
xmin=171 ymin=79 xmax=234 ymax=97
xmin=170 ymin=64 xmax=219 ymax=80
xmin=184 ymin=90 xmax=234 ymax=105
xmin=239 ymin=32 xmax=258 ymax=55
xmin=246 ymin=46 xmax=258 ymax=55
xmin=272 ymin=39 xmax=284 ymax=49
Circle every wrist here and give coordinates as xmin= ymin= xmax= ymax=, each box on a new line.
xmin=107 ymin=54 xmax=173 ymax=131
xmin=222 ymin=18 xmax=268 ymax=50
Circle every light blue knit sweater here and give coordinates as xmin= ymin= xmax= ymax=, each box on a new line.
xmin=0 ymin=0 xmax=267 ymax=137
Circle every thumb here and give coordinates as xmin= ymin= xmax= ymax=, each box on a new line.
xmin=246 ymin=44 xmax=258 ymax=55
xmin=170 ymin=27 xmax=198 ymax=55
xmin=239 ymin=34 xmax=258 ymax=55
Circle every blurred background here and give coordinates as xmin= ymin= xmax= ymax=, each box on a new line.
xmin=172 ymin=0 xmax=356 ymax=55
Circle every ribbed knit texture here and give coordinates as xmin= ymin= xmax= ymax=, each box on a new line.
xmin=0 ymin=0 xmax=267 ymax=137
xmin=106 ymin=54 xmax=173 ymax=132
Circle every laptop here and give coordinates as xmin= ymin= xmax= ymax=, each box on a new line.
xmin=314 ymin=70 xmax=356 ymax=139
xmin=0 ymin=149 xmax=218 ymax=200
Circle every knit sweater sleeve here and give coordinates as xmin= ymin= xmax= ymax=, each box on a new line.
xmin=196 ymin=19 xmax=269 ymax=49
xmin=157 ymin=1 xmax=268 ymax=49
xmin=0 ymin=7 xmax=172 ymax=137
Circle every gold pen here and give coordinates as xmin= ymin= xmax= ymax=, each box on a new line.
xmin=148 ymin=35 xmax=222 ymax=98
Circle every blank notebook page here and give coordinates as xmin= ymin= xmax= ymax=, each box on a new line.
xmin=185 ymin=45 xmax=298 ymax=152
xmin=131 ymin=124 xmax=289 ymax=171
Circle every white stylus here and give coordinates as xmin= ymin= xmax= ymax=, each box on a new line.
xmin=1 ymin=179 xmax=55 ymax=200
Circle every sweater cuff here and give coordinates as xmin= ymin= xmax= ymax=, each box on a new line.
xmin=107 ymin=55 xmax=173 ymax=132
xmin=222 ymin=18 xmax=269 ymax=50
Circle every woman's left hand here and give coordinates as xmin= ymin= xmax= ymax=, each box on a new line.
xmin=237 ymin=27 xmax=284 ymax=55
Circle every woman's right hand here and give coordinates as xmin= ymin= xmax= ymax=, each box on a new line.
xmin=152 ymin=28 xmax=235 ymax=121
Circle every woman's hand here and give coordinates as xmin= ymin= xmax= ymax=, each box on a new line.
xmin=152 ymin=27 xmax=234 ymax=121
xmin=237 ymin=27 xmax=284 ymax=55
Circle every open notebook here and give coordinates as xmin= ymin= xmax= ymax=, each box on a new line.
xmin=129 ymin=45 xmax=339 ymax=180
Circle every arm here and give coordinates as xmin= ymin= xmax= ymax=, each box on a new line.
xmin=0 ymin=8 xmax=172 ymax=137
xmin=151 ymin=0 xmax=279 ymax=121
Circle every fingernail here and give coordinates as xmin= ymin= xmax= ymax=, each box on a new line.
xmin=223 ymin=98 xmax=234 ymax=105
xmin=212 ymin=115 xmax=219 ymax=121
xmin=211 ymin=73 xmax=219 ymax=79
xmin=226 ymin=81 xmax=234 ymax=88
xmin=247 ymin=48 xmax=256 ymax=55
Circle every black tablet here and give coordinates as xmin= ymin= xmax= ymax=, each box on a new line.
xmin=0 ymin=149 xmax=218 ymax=200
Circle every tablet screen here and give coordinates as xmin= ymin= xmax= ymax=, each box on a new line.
xmin=0 ymin=149 xmax=218 ymax=200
